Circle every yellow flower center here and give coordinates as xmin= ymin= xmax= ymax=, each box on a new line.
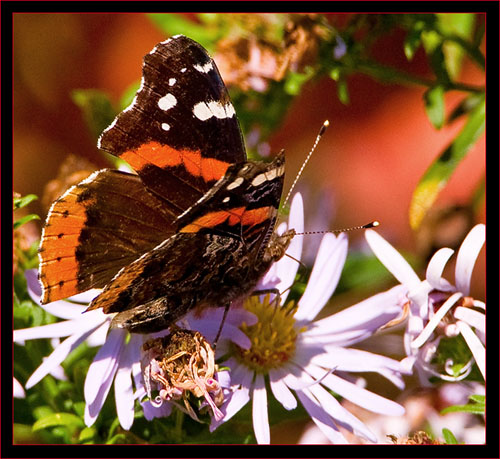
xmin=235 ymin=294 xmax=305 ymax=372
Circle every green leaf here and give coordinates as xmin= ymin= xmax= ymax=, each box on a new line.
xmin=14 ymin=214 xmax=40 ymax=230
xmin=147 ymin=13 xmax=219 ymax=50
xmin=409 ymin=94 xmax=484 ymax=229
xmin=442 ymin=428 xmax=458 ymax=444
xmin=284 ymin=68 xmax=314 ymax=96
xmin=78 ymin=426 xmax=96 ymax=444
xmin=424 ymin=85 xmax=445 ymax=129
xmin=441 ymin=403 xmax=485 ymax=415
xmin=421 ymin=29 xmax=442 ymax=54
xmin=404 ymin=20 xmax=425 ymax=60
xmin=119 ymin=80 xmax=140 ymax=111
xmin=329 ymin=67 xmax=341 ymax=81
xmin=33 ymin=412 xmax=85 ymax=431
xmin=469 ymin=394 xmax=485 ymax=404
xmin=429 ymin=43 xmax=451 ymax=87
xmin=71 ymin=89 xmax=116 ymax=141
xmin=447 ymin=93 xmax=484 ymax=124
xmin=337 ymin=77 xmax=350 ymax=105
xmin=14 ymin=194 xmax=38 ymax=210
xmin=436 ymin=13 xmax=475 ymax=79
xmin=441 ymin=394 xmax=485 ymax=416
xmin=106 ymin=433 xmax=128 ymax=444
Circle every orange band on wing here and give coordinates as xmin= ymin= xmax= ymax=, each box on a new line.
xmin=121 ymin=142 xmax=230 ymax=182
xmin=180 ymin=206 xmax=272 ymax=233
xmin=241 ymin=207 xmax=273 ymax=227
xmin=38 ymin=189 xmax=96 ymax=303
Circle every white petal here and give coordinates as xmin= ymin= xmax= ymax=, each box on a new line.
xmin=411 ymin=292 xmax=462 ymax=349
xmin=84 ymin=328 xmax=126 ymax=403
xmin=25 ymin=269 xmax=42 ymax=298
xmin=252 ymin=374 xmax=270 ymax=444
xmin=14 ymin=312 xmax=105 ymax=342
xmin=365 ymin=229 xmax=421 ymax=289
xmin=306 ymin=383 xmax=377 ymax=442
xmin=48 ymin=362 xmax=67 ymax=381
xmin=307 ymin=363 xmax=405 ymax=417
xmin=306 ymin=284 xmax=406 ymax=340
xmin=269 ymin=368 xmax=297 ymax=410
xmin=295 ymin=233 xmax=348 ymax=322
xmin=210 ymin=367 xmax=253 ymax=431
xmin=13 ymin=377 xmax=25 ymax=398
xmin=141 ymin=399 xmax=172 ymax=421
xmin=86 ymin=321 xmax=111 ymax=347
xmin=426 ymin=248 xmax=455 ymax=291
xmin=114 ymin=341 xmax=136 ymax=430
xmin=310 ymin=346 xmax=403 ymax=375
xmin=295 ymin=390 xmax=347 ymax=444
xmin=456 ymin=321 xmax=485 ymax=379
xmin=275 ymin=193 xmax=304 ymax=303
xmin=67 ymin=289 xmax=102 ymax=304
xmin=400 ymin=356 xmax=416 ymax=373
xmin=38 ymin=298 xmax=88 ymax=319
xmin=84 ymin=354 xmax=121 ymax=427
xmin=455 ymin=224 xmax=485 ymax=295
xmin=259 ymin=193 xmax=304 ymax=303
xmin=454 ymin=306 xmax=485 ymax=334
xmin=407 ymin=279 xmax=434 ymax=310
xmin=129 ymin=334 xmax=144 ymax=392
xmin=25 ymin=322 xmax=100 ymax=389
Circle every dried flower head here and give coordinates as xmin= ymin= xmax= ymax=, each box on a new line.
xmin=214 ymin=14 xmax=330 ymax=92
xmin=141 ymin=328 xmax=224 ymax=422
xmin=388 ymin=431 xmax=442 ymax=445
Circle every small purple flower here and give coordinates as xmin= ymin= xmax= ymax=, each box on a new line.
xmin=365 ymin=224 xmax=485 ymax=383
xmin=333 ymin=35 xmax=347 ymax=60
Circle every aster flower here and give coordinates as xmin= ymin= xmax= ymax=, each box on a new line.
xmin=14 ymin=270 xmax=252 ymax=431
xmin=14 ymin=270 xmax=139 ymax=429
xmin=209 ymin=193 xmax=407 ymax=444
xmin=365 ymin=224 xmax=485 ymax=383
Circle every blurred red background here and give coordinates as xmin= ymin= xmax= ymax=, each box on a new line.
xmin=13 ymin=13 xmax=485 ymax=298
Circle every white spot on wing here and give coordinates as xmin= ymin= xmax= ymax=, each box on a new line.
xmin=194 ymin=61 xmax=213 ymax=73
xmin=158 ymin=93 xmax=177 ymax=111
xmin=223 ymin=196 xmax=230 ymax=203
xmin=226 ymin=177 xmax=244 ymax=190
xmin=251 ymin=166 xmax=284 ymax=187
xmin=181 ymin=68 xmax=187 ymax=73
xmin=193 ymin=100 xmax=236 ymax=121
xmin=161 ymin=123 xmax=170 ymax=131
xmin=168 ymin=78 xmax=176 ymax=86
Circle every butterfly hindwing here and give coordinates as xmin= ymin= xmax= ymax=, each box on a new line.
xmin=38 ymin=169 xmax=175 ymax=303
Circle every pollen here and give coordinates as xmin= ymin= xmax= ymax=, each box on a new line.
xmin=236 ymin=295 xmax=304 ymax=372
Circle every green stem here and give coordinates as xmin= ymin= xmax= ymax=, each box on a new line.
xmin=173 ymin=408 xmax=184 ymax=443
xmin=352 ymin=60 xmax=484 ymax=93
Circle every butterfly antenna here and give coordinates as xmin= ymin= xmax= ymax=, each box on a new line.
xmin=295 ymin=221 xmax=379 ymax=236
xmin=282 ymin=120 xmax=329 ymax=209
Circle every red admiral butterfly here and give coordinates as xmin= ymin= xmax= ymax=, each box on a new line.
xmin=38 ymin=35 xmax=295 ymax=333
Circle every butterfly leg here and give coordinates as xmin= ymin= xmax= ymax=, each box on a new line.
xmin=213 ymin=303 xmax=231 ymax=348
xmin=250 ymin=288 xmax=281 ymax=307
